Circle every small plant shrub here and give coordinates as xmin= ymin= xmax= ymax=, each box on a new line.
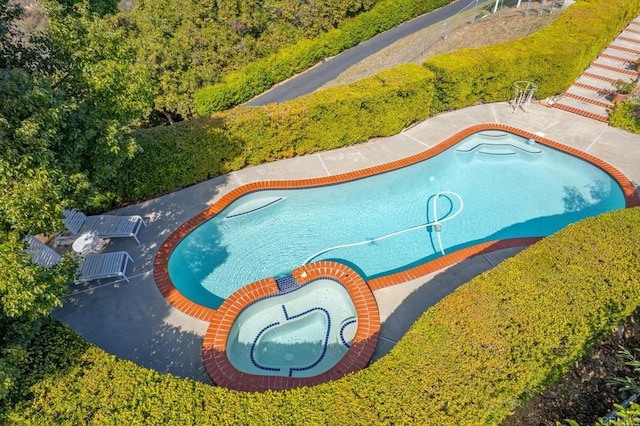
xmin=613 ymin=79 xmax=637 ymax=95
xmin=610 ymin=99 xmax=640 ymax=134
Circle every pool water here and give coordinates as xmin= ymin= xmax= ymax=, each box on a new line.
xmin=168 ymin=130 xmax=626 ymax=309
xmin=226 ymin=279 xmax=357 ymax=378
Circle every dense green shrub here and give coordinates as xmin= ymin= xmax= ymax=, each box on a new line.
xmin=122 ymin=0 xmax=383 ymax=119
xmin=610 ymin=100 xmax=640 ymax=133
xmin=110 ymin=64 xmax=435 ymax=201
xmin=423 ymin=0 xmax=640 ymax=111
xmin=194 ymin=0 xmax=450 ymax=114
xmin=4 ymin=207 xmax=640 ymax=423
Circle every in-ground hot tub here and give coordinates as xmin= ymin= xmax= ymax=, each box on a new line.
xmin=226 ymin=278 xmax=357 ymax=378
xmin=202 ymin=262 xmax=380 ymax=392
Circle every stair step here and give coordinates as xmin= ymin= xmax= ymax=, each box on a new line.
xmin=593 ymin=56 xmax=635 ymax=68
xmin=572 ymin=81 xmax=612 ymax=95
xmin=618 ymin=35 xmax=640 ymax=46
xmin=554 ymin=94 xmax=610 ymax=116
xmin=582 ymin=72 xmax=620 ymax=84
xmin=609 ymin=44 xmax=640 ymax=55
xmin=575 ymin=74 xmax=616 ymax=91
xmin=590 ymin=61 xmax=639 ymax=77
xmin=552 ymin=103 xmax=608 ymax=123
xmin=602 ymin=46 xmax=638 ymax=61
xmin=599 ymin=52 xmax=636 ymax=64
xmin=621 ymin=32 xmax=640 ymax=44
xmin=564 ymin=88 xmax=612 ymax=108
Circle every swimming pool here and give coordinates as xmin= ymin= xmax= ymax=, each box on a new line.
xmin=165 ymin=127 xmax=629 ymax=310
xmin=226 ymin=278 xmax=357 ymax=378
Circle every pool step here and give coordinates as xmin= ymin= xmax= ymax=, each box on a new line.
xmin=225 ymin=196 xmax=285 ymax=219
xmin=456 ymin=142 xmax=542 ymax=156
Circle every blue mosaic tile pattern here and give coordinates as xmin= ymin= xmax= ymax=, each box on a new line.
xmin=339 ymin=319 xmax=357 ymax=349
xmin=275 ymin=274 xmax=299 ymax=293
xmin=249 ymin=321 xmax=282 ymax=373
xmin=248 ymin=304 xmax=332 ymax=376
xmin=282 ymin=304 xmax=331 ymax=377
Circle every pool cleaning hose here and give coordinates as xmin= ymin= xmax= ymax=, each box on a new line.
xmin=303 ymin=191 xmax=464 ymax=264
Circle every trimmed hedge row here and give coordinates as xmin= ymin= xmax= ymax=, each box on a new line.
xmin=5 ymin=207 xmax=640 ymax=423
xmin=114 ymin=64 xmax=435 ymax=201
xmin=423 ymin=0 xmax=640 ymax=111
xmin=105 ymin=0 xmax=640 ymax=207
xmin=193 ymin=0 xmax=450 ymax=114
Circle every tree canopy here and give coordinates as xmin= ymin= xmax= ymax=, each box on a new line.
xmin=125 ymin=0 xmax=378 ymax=120
xmin=0 ymin=0 xmax=152 ymax=402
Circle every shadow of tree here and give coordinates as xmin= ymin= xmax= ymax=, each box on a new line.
xmin=563 ymin=180 xmax=609 ymax=213
xmin=52 ymin=172 xmax=237 ymax=383
xmin=371 ymin=246 xmax=525 ymax=361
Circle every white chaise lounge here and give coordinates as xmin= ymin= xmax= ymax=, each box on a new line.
xmin=24 ymin=236 xmax=62 ymax=267
xmin=76 ymin=251 xmax=133 ymax=283
xmin=63 ymin=209 xmax=146 ymax=244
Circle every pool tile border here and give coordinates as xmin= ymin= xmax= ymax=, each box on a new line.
xmin=202 ymin=261 xmax=380 ymax=391
xmin=153 ymin=123 xmax=639 ymax=323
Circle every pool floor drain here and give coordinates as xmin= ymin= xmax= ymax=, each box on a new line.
xmin=284 ymin=353 xmax=294 ymax=362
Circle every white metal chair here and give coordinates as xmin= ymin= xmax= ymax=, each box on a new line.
xmin=63 ymin=209 xmax=146 ymax=244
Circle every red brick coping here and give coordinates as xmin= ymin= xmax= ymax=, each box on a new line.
xmin=202 ymin=261 xmax=380 ymax=391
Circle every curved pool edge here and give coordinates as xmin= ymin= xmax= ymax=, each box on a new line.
xmin=152 ymin=123 xmax=640 ymax=322
xmin=202 ymin=261 xmax=380 ymax=392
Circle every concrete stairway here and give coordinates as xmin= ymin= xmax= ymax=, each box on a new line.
xmin=552 ymin=18 xmax=640 ymax=122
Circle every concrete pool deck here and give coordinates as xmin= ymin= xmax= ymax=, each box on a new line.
xmin=52 ymin=101 xmax=640 ymax=384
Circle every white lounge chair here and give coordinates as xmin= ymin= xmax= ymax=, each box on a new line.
xmin=63 ymin=209 xmax=146 ymax=244
xmin=24 ymin=236 xmax=62 ymax=267
xmin=25 ymin=236 xmax=133 ymax=283
xmin=76 ymin=251 xmax=133 ymax=283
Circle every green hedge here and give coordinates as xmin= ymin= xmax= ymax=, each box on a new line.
xmin=193 ymin=0 xmax=450 ymax=114
xmin=4 ymin=207 xmax=640 ymax=423
xmin=113 ymin=64 xmax=435 ymax=201
xmin=423 ymin=0 xmax=640 ymax=111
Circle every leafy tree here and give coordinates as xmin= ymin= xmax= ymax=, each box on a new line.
xmin=0 ymin=3 xmax=77 ymax=402
xmin=0 ymin=0 xmax=152 ymax=402
xmin=124 ymin=0 xmax=378 ymax=120
xmin=0 ymin=0 xmax=34 ymax=68
xmin=38 ymin=0 xmax=155 ymax=187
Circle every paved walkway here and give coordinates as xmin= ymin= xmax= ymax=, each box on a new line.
xmin=553 ymin=16 xmax=640 ymax=121
xmin=53 ymin=102 xmax=640 ymax=384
